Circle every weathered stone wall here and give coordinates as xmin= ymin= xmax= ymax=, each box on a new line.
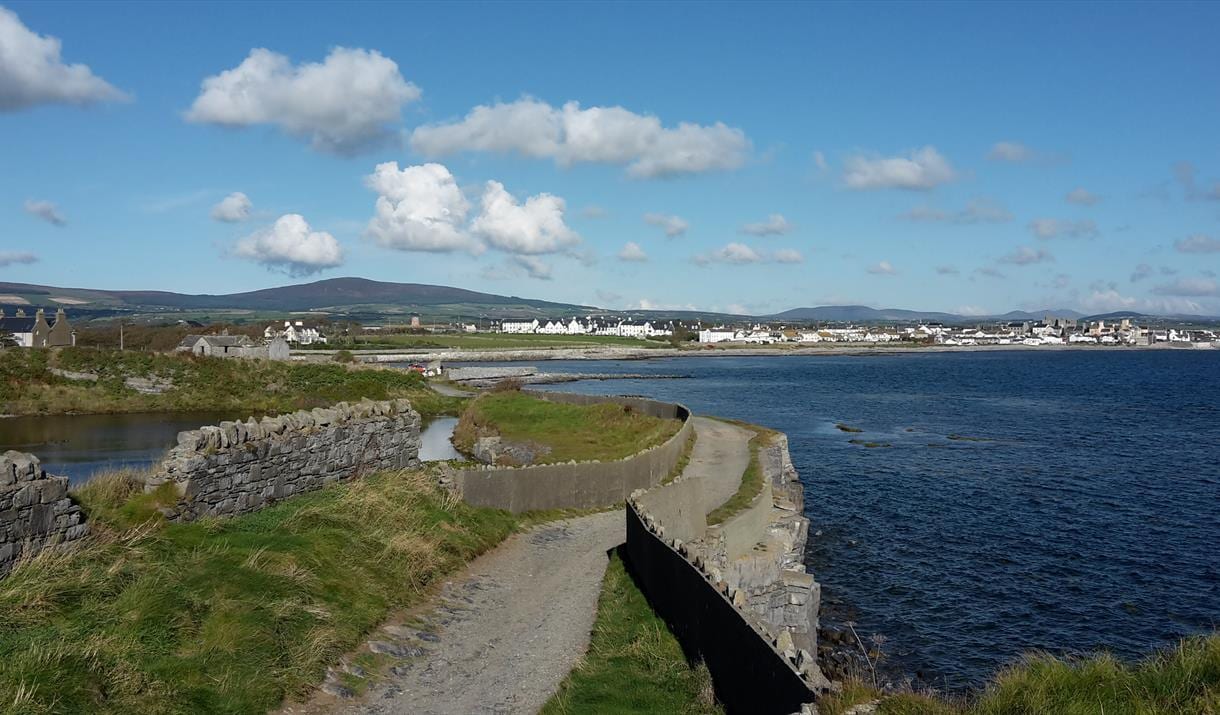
xmin=626 ymin=427 xmax=828 ymax=712
xmin=147 ymin=399 xmax=421 ymax=521
xmin=1 ymin=451 xmax=88 ymax=578
xmin=454 ymin=393 xmax=692 ymax=513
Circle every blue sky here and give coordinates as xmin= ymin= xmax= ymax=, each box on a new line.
xmin=2 ymin=0 xmax=1219 ymax=315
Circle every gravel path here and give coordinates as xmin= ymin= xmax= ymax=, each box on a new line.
xmin=290 ymin=511 xmax=624 ymax=715
xmin=686 ymin=417 xmax=753 ymax=513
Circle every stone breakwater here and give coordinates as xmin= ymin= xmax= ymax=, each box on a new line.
xmin=1 ymin=450 xmax=88 ymax=577
xmin=627 ymin=429 xmax=828 ymax=714
xmin=146 ymin=399 xmax=421 ymax=521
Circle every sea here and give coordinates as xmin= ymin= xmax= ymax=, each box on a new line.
xmin=521 ymin=350 xmax=1220 ymax=688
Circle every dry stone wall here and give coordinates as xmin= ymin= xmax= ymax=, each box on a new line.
xmin=147 ymin=399 xmax=421 ymax=521
xmin=1 ymin=451 xmax=88 ymax=578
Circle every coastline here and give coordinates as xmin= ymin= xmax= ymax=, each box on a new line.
xmin=294 ymin=340 xmax=1203 ymax=364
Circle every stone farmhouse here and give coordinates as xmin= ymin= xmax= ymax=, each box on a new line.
xmin=175 ymin=334 xmax=290 ymax=360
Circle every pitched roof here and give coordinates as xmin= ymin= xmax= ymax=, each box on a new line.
xmin=177 ymin=334 xmax=257 ymax=348
xmin=0 ymin=317 xmax=36 ymax=332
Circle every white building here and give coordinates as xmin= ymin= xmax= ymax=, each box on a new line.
xmin=500 ymin=318 xmax=540 ymax=333
xmin=265 ymin=320 xmax=327 ymax=345
xmin=698 ymin=328 xmax=736 ymax=343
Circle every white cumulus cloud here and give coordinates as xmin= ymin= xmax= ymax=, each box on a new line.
xmin=740 ymin=213 xmax=792 ymax=236
xmin=233 ymin=213 xmax=344 ymax=276
xmin=0 ymin=7 xmax=128 ymax=111
xmin=903 ymin=198 xmax=1012 ymax=224
xmin=186 ymin=47 xmax=419 ymax=155
xmin=1151 ymin=277 xmax=1218 ymax=297
xmin=210 ymin=192 xmax=252 ymax=222
xmin=22 ymin=199 xmax=65 ymax=226
xmin=1175 ymin=234 xmax=1220 ymax=254
xmin=364 ymin=162 xmax=480 ymax=254
xmin=843 ymin=146 xmax=956 ymax=191
xmin=511 ymin=255 xmax=552 ymax=280
xmin=617 ymin=241 xmax=648 ymax=262
xmin=773 ymin=248 xmax=804 ymax=264
xmin=410 ymin=97 xmax=749 ymax=179
xmin=999 ymin=246 xmax=1054 ymax=265
xmin=471 ymin=181 xmax=580 ymax=255
xmin=867 ymin=260 xmax=897 ymax=275
xmin=987 ymin=141 xmax=1033 ymax=163
xmin=644 ymin=212 xmax=688 ymax=238
xmin=0 ymin=250 xmax=38 ymax=267
xmin=1029 ymin=218 xmax=1099 ymax=240
xmin=1065 ymin=187 xmax=1101 ymax=205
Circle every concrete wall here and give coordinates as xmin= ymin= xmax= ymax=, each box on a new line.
xmin=147 ymin=399 xmax=421 ymax=521
xmin=625 ymin=504 xmax=820 ymax=714
xmin=1 ymin=451 xmax=88 ymax=578
xmin=454 ymin=393 xmax=693 ymax=513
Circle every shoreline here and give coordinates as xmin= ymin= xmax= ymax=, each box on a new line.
xmin=292 ymin=341 xmax=1206 ymax=364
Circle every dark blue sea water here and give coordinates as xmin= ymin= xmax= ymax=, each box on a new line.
xmin=522 ymin=350 xmax=1220 ymax=688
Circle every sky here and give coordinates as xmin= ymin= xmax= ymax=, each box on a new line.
xmin=2 ymin=0 xmax=1220 ymax=316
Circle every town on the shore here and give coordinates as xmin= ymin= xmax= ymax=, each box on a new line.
xmin=3 ymin=307 xmax=1218 ymax=353
xmin=496 ymin=315 xmax=1219 ymax=348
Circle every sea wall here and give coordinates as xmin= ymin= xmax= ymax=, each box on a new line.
xmin=146 ymin=399 xmax=421 ymax=521
xmin=454 ymin=393 xmax=693 ymax=513
xmin=626 ymin=428 xmax=828 ymax=713
xmin=1 ymin=451 xmax=88 ymax=578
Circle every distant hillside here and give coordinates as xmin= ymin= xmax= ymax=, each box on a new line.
xmin=765 ymin=305 xmax=1084 ymax=323
xmin=0 ymin=277 xmax=595 ymax=318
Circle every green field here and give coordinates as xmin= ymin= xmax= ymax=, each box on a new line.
xmin=453 ymin=390 xmax=682 ymax=464
xmin=0 ymin=468 xmax=519 ymax=714
xmin=0 ymin=347 xmax=462 ymax=417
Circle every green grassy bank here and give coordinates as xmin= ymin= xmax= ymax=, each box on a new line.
xmin=541 ymin=549 xmax=723 ymax=715
xmin=0 ymin=347 xmax=461 ymax=417
xmin=0 ymin=468 xmax=518 ymax=714
xmin=453 ymin=389 xmax=682 ymax=464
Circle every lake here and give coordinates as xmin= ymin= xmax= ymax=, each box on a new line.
xmin=1 ymin=411 xmax=462 ymax=484
xmin=518 ymin=350 xmax=1220 ymax=688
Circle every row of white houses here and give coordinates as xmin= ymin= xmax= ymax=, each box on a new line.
xmin=500 ymin=318 xmax=673 ymax=338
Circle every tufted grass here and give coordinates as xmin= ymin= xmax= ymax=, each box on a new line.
xmin=0 ymin=467 xmax=518 ymax=714
xmin=818 ymin=634 xmax=1220 ymax=714
xmin=541 ymin=548 xmax=723 ymax=715
xmin=0 ymin=347 xmax=464 ymax=418
xmin=453 ymin=390 xmax=682 ymax=465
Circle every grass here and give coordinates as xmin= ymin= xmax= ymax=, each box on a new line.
xmin=818 ymin=635 xmax=1220 ymax=714
xmin=452 ymin=390 xmax=682 ymax=465
xmin=540 ymin=548 xmax=722 ymax=715
xmin=0 ymin=467 xmax=518 ymax=714
xmin=705 ymin=425 xmax=772 ymax=526
xmin=0 ymin=347 xmax=464 ymax=418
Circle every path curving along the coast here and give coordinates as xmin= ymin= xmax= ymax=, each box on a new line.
xmin=686 ymin=416 xmax=754 ymax=514
xmin=291 ymin=415 xmax=753 ymax=715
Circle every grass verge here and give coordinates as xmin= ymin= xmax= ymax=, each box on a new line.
xmin=819 ymin=635 xmax=1220 ymax=714
xmin=705 ymin=422 xmax=776 ymax=526
xmin=540 ymin=548 xmax=722 ymax=715
xmin=453 ymin=390 xmax=681 ymax=465
xmin=0 ymin=467 xmax=517 ymax=714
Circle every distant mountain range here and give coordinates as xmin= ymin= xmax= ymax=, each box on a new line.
xmin=0 ymin=278 xmax=1214 ymax=324
xmin=765 ymin=305 xmax=1085 ymax=323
